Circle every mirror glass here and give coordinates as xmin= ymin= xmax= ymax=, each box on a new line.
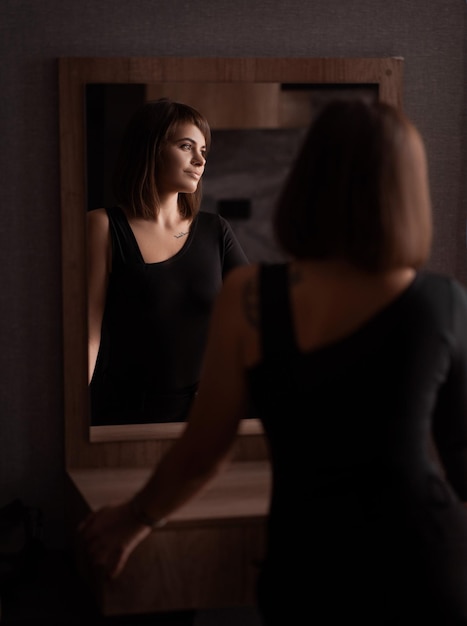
xmin=86 ymin=82 xmax=377 ymax=429
xmin=59 ymin=57 xmax=403 ymax=454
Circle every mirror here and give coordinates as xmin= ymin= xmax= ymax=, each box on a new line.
xmin=59 ymin=57 xmax=403 ymax=459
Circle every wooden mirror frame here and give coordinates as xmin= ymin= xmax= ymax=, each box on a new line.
xmin=58 ymin=56 xmax=403 ymax=469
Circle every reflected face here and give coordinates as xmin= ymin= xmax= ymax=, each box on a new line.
xmin=156 ymin=123 xmax=207 ymax=195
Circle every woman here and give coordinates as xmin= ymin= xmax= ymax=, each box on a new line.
xmin=81 ymin=100 xmax=467 ymax=624
xmin=88 ymin=98 xmax=248 ymax=425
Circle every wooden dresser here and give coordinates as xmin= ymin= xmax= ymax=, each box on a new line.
xmin=65 ymin=424 xmax=270 ymax=616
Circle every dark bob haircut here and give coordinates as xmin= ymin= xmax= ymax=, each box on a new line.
xmin=274 ymin=99 xmax=432 ymax=271
xmin=112 ymin=98 xmax=211 ymax=220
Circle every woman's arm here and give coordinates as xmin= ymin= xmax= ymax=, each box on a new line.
xmin=432 ymin=279 xmax=467 ymax=500
xmin=79 ymin=263 xmax=259 ymax=578
xmin=87 ymin=209 xmax=111 ymax=383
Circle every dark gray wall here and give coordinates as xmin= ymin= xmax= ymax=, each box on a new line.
xmin=1 ymin=0 xmax=466 ymax=548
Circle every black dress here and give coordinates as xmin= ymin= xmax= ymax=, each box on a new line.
xmin=247 ymin=263 xmax=467 ymax=625
xmin=90 ymin=206 xmax=248 ymax=425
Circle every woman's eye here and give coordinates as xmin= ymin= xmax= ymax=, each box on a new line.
xmin=180 ymin=143 xmax=192 ymax=150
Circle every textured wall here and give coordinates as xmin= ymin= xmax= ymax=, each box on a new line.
xmin=1 ymin=0 xmax=466 ymax=549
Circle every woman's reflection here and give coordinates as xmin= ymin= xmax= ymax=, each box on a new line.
xmin=88 ymin=98 xmax=248 ymax=425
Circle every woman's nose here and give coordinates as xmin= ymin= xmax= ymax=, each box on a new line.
xmin=191 ymin=150 xmax=206 ymax=166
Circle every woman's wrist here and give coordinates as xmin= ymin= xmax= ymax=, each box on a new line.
xmin=129 ymin=498 xmax=167 ymax=531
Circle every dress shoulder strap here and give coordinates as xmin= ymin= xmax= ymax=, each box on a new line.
xmin=258 ymin=263 xmax=297 ymax=358
xmin=105 ymin=206 xmax=144 ymax=267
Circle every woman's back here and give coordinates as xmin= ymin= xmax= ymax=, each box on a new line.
xmin=245 ymin=261 xmax=467 ymax=624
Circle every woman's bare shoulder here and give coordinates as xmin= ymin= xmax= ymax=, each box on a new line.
xmin=87 ymin=208 xmax=110 ymax=238
xmin=87 ymin=208 xmax=108 ymax=225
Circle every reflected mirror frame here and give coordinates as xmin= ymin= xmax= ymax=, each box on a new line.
xmin=58 ymin=56 xmax=403 ymax=467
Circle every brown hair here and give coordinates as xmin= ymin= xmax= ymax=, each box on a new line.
xmin=112 ymin=98 xmax=211 ymax=220
xmin=274 ymin=99 xmax=432 ymax=271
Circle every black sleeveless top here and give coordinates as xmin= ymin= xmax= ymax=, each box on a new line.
xmin=247 ymin=263 xmax=467 ymax=625
xmin=90 ymin=206 xmax=248 ymax=425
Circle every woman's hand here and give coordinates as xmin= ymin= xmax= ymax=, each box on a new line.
xmin=78 ymin=501 xmax=152 ymax=580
